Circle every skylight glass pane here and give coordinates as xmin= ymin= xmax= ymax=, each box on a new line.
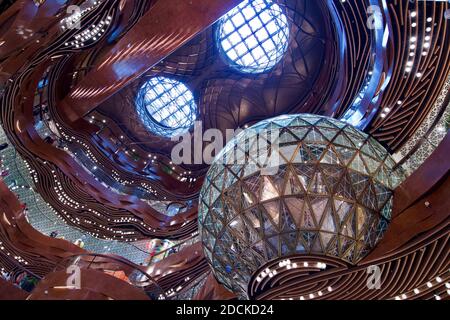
xmin=238 ymin=25 xmax=252 ymax=38
xmin=218 ymin=0 xmax=289 ymax=74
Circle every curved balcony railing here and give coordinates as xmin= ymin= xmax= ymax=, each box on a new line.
xmin=54 ymin=253 xmax=167 ymax=300
xmin=0 ymin=125 xmax=153 ymax=264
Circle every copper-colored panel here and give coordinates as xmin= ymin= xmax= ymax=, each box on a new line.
xmin=0 ymin=278 xmax=28 ymax=300
xmin=28 ymin=269 xmax=150 ymax=300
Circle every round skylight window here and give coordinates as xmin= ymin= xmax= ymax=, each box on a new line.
xmin=135 ymin=77 xmax=197 ymax=138
xmin=217 ymin=0 xmax=290 ymax=74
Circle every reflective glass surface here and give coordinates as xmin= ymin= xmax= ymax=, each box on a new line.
xmin=199 ymin=114 xmax=405 ymax=296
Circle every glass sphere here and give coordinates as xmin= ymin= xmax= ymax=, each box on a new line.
xmin=217 ymin=0 xmax=290 ymax=74
xmin=135 ymin=77 xmax=197 ymax=138
xmin=199 ymin=114 xmax=404 ymax=296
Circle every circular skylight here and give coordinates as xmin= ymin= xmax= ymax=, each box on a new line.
xmin=217 ymin=0 xmax=290 ymax=74
xmin=135 ymin=77 xmax=197 ymax=138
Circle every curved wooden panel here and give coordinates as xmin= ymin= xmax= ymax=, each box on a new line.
xmin=28 ymin=269 xmax=150 ymax=300
xmin=0 ymin=278 xmax=28 ymax=300
xmin=0 ymin=178 xmax=85 ymax=277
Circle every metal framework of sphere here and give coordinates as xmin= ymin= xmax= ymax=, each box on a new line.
xmin=199 ymin=114 xmax=404 ymax=296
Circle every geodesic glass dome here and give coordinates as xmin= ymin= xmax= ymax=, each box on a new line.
xmin=199 ymin=114 xmax=405 ymax=296
xmin=217 ymin=0 xmax=290 ymax=74
xmin=135 ymin=77 xmax=197 ymax=138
